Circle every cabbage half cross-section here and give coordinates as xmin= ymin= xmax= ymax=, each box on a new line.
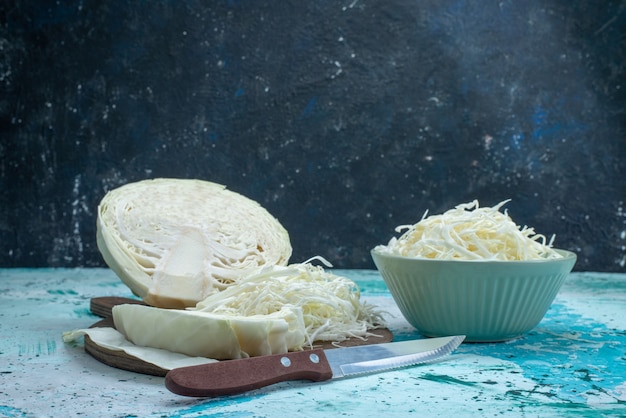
xmin=96 ymin=178 xmax=292 ymax=309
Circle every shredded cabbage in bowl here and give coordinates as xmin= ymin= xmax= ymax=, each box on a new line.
xmin=376 ymin=199 xmax=563 ymax=261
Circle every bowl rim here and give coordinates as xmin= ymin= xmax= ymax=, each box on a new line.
xmin=370 ymin=247 xmax=577 ymax=264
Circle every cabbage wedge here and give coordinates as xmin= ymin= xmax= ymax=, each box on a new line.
xmin=112 ymin=303 xmax=306 ymax=359
xmin=97 ymin=178 xmax=292 ymax=309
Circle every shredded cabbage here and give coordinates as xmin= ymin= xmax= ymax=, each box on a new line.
xmin=376 ymin=199 xmax=562 ymax=261
xmin=194 ymin=259 xmax=386 ymax=347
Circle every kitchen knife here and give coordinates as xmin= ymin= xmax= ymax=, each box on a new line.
xmin=165 ymin=335 xmax=465 ymax=397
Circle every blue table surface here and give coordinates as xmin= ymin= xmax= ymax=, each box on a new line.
xmin=1 ymin=268 xmax=625 ymax=417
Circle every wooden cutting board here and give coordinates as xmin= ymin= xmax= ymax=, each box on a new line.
xmin=85 ymin=297 xmax=393 ymax=377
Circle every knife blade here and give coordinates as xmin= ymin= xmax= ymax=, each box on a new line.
xmin=164 ymin=335 xmax=465 ymax=397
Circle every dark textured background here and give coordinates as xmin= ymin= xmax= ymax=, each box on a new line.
xmin=1 ymin=1 xmax=625 ymax=271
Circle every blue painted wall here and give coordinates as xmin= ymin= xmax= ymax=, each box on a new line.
xmin=1 ymin=1 xmax=625 ymax=270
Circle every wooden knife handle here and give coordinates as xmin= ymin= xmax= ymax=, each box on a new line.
xmin=165 ymin=348 xmax=334 ymax=397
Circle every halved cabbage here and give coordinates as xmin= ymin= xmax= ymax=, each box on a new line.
xmin=97 ymin=178 xmax=292 ymax=308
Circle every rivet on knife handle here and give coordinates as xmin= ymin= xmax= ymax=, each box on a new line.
xmin=165 ymin=348 xmax=333 ymax=397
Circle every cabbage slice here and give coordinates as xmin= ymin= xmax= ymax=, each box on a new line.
xmin=112 ymin=303 xmax=306 ymax=359
xmin=96 ymin=178 xmax=292 ymax=308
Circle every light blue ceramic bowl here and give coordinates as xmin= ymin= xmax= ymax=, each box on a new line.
xmin=371 ymin=248 xmax=577 ymax=342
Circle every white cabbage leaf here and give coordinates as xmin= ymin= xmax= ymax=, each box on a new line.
xmin=62 ymin=327 xmax=218 ymax=370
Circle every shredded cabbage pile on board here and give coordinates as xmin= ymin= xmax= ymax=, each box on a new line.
xmin=63 ymin=259 xmax=387 ymax=362
xmin=376 ymin=199 xmax=562 ymax=261
xmin=194 ymin=259 xmax=386 ymax=348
